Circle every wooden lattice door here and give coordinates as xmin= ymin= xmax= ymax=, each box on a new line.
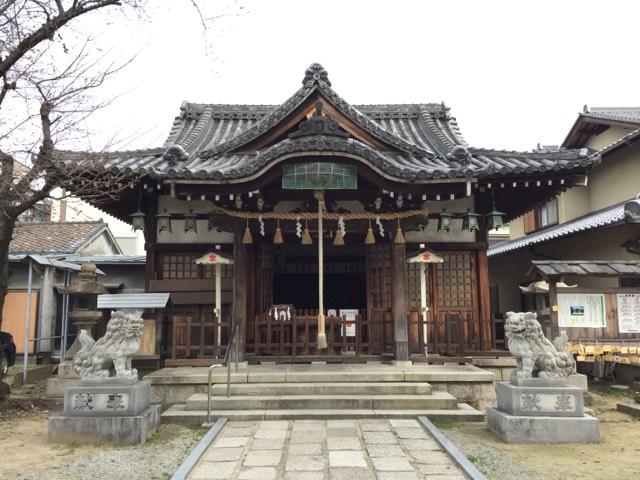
xmin=365 ymin=245 xmax=393 ymax=354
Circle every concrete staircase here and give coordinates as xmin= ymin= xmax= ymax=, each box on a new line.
xmin=160 ymin=366 xmax=486 ymax=424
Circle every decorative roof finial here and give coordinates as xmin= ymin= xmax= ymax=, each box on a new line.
xmin=303 ymin=63 xmax=331 ymax=87
xmin=583 ymin=104 xmax=589 ymax=113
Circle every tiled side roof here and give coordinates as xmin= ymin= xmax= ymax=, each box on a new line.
xmin=529 ymin=260 xmax=640 ymax=278
xmin=584 ymin=107 xmax=640 ymax=124
xmin=59 ymin=64 xmax=600 ymax=183
xmin=9 ymin=222 xmax=107 ymax=254
xmin=487 ymin=202 xmax=627 ymax=257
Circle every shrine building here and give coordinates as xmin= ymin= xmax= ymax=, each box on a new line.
xmin=65 ymin=64 xmax=601 ymax=366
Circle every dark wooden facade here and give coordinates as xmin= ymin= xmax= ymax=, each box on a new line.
xmin=75 ymin=63 xmax=600 ymax=365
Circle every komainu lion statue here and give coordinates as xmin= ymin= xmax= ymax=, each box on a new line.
xmin=73 ymin=310 xmax=144 ymax=379
xmin=505 ymin=311 xmax=576 ymax=380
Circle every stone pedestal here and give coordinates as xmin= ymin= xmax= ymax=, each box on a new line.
xmin=486 ymin=378 xmax=599 ymax=443
xmin=49 ymin=378 xmax=160 ymax=445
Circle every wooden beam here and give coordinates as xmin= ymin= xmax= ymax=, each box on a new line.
xmin=548 ymin=279 xmax=559 ymax=338
xmin=390 ymin=243 xmax=409 ymax=361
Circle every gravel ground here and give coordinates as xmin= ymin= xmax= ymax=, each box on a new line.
xmin=14 ymin=424 xmax=207 ymax=480
xmin=437 ymin=423 xmax=545 ymax=480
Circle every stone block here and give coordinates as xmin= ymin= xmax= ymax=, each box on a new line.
xmin=48 ymin=404 xmax=160 ymax=445
xmin=617 ymin=402 xmax=640 ymax=416
xmin=46 ymin=376 xmax=80 ymax=398
xmin=486 ymin=406 xmax=599 ymax=443
xmin=329 ymin=451 xmax=367 ymax=468
xmin=63 ymin=379 xmax=151 ymax=417
xmin=496 ymin=381 xmax=584 ymax=417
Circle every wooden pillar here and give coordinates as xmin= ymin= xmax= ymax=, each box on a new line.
xmin=391 ymin=243 xmax=409 ymax=361
xmin=233 ymin=224 xmax=248 ymax=361
xmin=477 ymin=249 xmax=491 ymax=350
xmin=548 ymin=277 xmax=559 ymax=338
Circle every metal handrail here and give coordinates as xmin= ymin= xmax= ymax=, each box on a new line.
xmin=207 ymin=320 xmax=240 ymax=423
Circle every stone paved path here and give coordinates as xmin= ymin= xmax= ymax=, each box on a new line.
xmin=188 ymin=419 xmax=467 ymax=480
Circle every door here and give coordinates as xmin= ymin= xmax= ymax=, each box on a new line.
xmin=365 ymin=244 xmax=393 ymax=354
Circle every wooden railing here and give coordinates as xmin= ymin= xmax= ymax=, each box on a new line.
xmin=249 ymin=309 xmax=395 ymax=356
xmin=169 ymin=312 xmax=231 ymax=360
xmin=407 ymin=312 xmax=494 ymax=355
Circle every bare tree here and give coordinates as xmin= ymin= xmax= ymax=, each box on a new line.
xmin=0 ymin=1 xmax=146 ymax=390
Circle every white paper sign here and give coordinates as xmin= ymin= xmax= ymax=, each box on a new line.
xmin=339 ymin=309 xmax=358 ymax=337
xmin=617 ymin=293 xmax=640 ymax=333
xmin=558 ymin=293 xmax=606 ymax=328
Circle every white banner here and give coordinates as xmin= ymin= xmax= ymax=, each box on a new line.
xmin=558 ymin=293 xmax=606 ymax=328
xmin=340 ymin=309 xmax=358 ymax=337
xmin=617 ymin=293 xmax=640 ymax=333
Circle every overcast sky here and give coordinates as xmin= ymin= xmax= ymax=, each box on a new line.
xmin=82 ymin=0 xmax=640 ymax=153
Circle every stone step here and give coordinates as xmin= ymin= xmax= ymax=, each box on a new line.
xmin=210 ymin=382 xmax=433 ymax=396
xmin=162 ymin=403 xmax=484 ymax=424
xmin=185 ymin=392 xmax=457 ymax=411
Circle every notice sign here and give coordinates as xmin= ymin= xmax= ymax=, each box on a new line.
xmin=339 ymin=309 xmax=358 ymax=337
xmin=558 ymin=293 xmax=606 ymax=328
xmin=617 ymin=293 xmax=640 ymax=333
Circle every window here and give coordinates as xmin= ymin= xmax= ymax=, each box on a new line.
xmin=524 ymin=198 xmax=558 ymax=233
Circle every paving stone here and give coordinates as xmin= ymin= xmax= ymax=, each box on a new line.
xmin=366 ymin=444 xmax=405 ymax=457
xmin=375 ymin=472 xmax=418 ymax=480
xmin=284 ymin=472 xmax=326 ymax=480
xmin=422 ymin=476 xmax=466 ymax=480
xmin=394 ymin=428 xmax=427 ymax=439
xmin=291 ymin=431 xmax=326 ymax=443
xmin=243 ymin=449 xmax=283 ymax=467
xmin=401 ymin=439 xmax=441 ymax=451
xmin=285 ymin=454 xmax=326 ymax=471
xmin=289 ymin=442 xmax=322 ymax=455
xmin=293 ymin=422 xmax=327 ymax=432
xmin=250 ymin=438 xmax=285 ymax=450
xmin=330 ymin=467 xmax=375 ymax=479
xmin=259 ymin=420 xmax=290 ymax=429
xmin=255 ymin=428 xmax=288 ymax=440
xmin=220 ymin=427 xmax=256 ymax=437
xmin=190 ymin=460 xmax=238 ymax=479
xmin=327 ymin=427 xmax=360 ymax=438
xmin=389 ymin=419 xmax=420 ymax=428
xmin=214 ymin=436 xmax=250 ymax=448
xmin=408 ymin=450 xmax=451 ymax=464
xmin=327 ymin=437 xmax=361 ymax=450
xmin=415 ymin=463 xmax=462 ymax=475
xmin=227 ymin=420 xmax=259 ymax=428
xmin=359 ymin=421 xmax=390 ymax=432
xmin=238 ymin=466 xmax=279 ymax=480
xmin=329 ymin=450 xmax=367 ymax=468
xmin=203 ymin=447 xmax=244 ymax=462
xmin=371 ymin=456 xmax=413 ymax=471
xmin=327 ymin=419 xmax=358 ymax=428
xmin=363 ymin=431 xmax=397 ymax=444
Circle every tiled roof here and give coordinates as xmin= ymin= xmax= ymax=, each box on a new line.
xmin=529 ymin=260 xmax=640 ymax=278
xmin=487 ymin=202 xmax=627 ymax=257
xmin=9 ymin=222 xmax=107 ymax=254
xmin=583 ymin=107 xmax=640 ymax=125
xmin=60 ymin=64 xmax=599 ymax=184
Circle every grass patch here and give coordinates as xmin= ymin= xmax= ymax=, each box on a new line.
xmin=590 ymin=385 xmax=635 ymax=399
xmin=467 ymin=454 xmax=488 ymax=466
xmin=144 ymin=431 xmax=161 ymax=446
xmin=433 ymin=421 xmax=456 ymax=430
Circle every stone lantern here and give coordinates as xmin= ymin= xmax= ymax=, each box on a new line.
xmin=62 ymin=262 xmax=107 ymax=361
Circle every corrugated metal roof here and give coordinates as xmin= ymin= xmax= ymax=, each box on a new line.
xmin=488 ymin=202 xmax=626 ymax=257
xmin=58 ymin=64 xmax=599 ymax=184
xmin=97 ymin=293 xmax=170 ymax=309
xmin=529 ymin=260 xmax=640 ymax=278
xmin=8 ymin=253 xmax=105 ymax=274
xmin=62 ymin=255 xmax=146 ymax=265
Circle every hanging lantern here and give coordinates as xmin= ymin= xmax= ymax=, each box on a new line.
xmin=394 ymin=218 xmax=405 ymax=244
xmin=242 ymin=219 xmax=253 ymax=244
xmin=437 ymin=209 xmax=453 ymax=232
xmin=333 ymin=229 xmax=345 ymax=246
xmin=273 ymin=220 xmax=284 ymax=245
xmin=486 ymin=208 xmax=505 ymax=230
xmin=301 ymin=219 xmax=313 ymax=245
xmin=184 ymin=209 xmax=197 ymax=234
xmin=364 ymin=219 xmax=376 ymax=245
xmin=462 ymin=209 xmax=481 ymax=232
xmin=156 ymin=209 xmax=172 ymax=233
